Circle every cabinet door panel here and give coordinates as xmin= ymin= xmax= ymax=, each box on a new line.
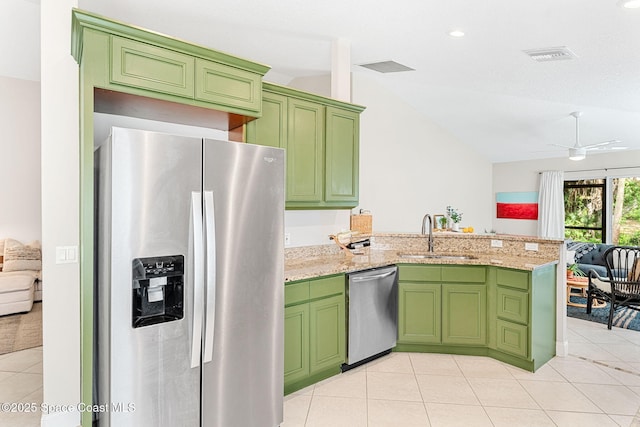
xmin=496 ymin=287 xmax=529 ymax=325
xmin=442 ymin=284 xmax=487 ymax=345
xmin=284 ymin=304 xmax=310 ymax=385
xmin=398 ymin=283 xmax=441 ymax=344
xmin=496 ymin=319 xmax=528 ymax=358
xmin=246 ymin=92 xmax=287 ymax=148
xmin=309 ymin=295 xmax=345 ymax=373
xmin=325 ymin=107 xmax=359 ymax=203
xmin=286 ymin=99 xmax=324 ymax=202
xmin=111 ymin=36 xmax=194 ymax=98
xmin=195 ymin=58 xmax=261 ymax=114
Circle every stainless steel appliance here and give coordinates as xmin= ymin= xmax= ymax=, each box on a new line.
xmin=344 ymin=265 xmax=398 ymax=369
xmin=94 ymin=127 xmax=285 ymax=427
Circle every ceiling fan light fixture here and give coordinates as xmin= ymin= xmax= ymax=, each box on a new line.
xmin=618 ymin=0 xmax=640 ymax=9
xmin=569 ymin=147 xmax=586 ymax=161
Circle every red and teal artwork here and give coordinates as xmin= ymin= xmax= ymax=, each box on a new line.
xmin=496 ymin=192 xmax=539 ymax=220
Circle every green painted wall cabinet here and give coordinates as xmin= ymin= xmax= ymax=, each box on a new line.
xmin=247 ymin=83 xmax=365 ymax=209
xmin=284 ymin=274 xmax=346 ymax=395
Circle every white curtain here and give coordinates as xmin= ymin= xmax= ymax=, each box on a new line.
xmin=538 ymin=171 xmax=565 ymax=239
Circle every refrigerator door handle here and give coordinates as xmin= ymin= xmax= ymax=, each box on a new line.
xmin=191 ymin=192 xmax=204 ymax=369
xmin=203 ymin=191 xmax=216 ymax=364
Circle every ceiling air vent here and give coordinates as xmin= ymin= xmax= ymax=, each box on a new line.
xmin=358 ymin=60 xmax=415 ymax=73
xmin=523 ymin=46 xmax=578 ymax=62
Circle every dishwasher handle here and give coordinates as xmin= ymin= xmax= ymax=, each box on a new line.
xmin=350 ymin=270 xmax=395 ymax=282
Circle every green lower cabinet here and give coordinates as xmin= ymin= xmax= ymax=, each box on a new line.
xmin=398 ymin=282 xmax=441 ymax=344
xmin=284 ymin=304 xmax=309 ymax=385
xmin=496 ymin=286 xmax=529 ymax=325
xmin=396 ymin=264 xmax=556 ymax=372
xmin=496 ymin=319 xmax=528 ymax=358
xmin=442 ymin=284 xmax=487 ymax=345
xmin=310 ymin=295 xmax=345 ymax=374
xmin=284 ymin=274 xmax=346 ymax=394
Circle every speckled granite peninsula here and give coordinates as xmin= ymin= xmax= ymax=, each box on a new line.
xmin=284 ymin=232 xmax=562 ymax=282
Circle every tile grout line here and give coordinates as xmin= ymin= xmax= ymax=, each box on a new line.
xmin=407 ymin=354 xmax=433 ymax=427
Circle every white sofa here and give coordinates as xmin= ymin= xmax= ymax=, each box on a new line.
xmin=0 ymin=239 xmax=42 ymax=316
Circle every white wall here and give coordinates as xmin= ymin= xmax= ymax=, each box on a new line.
xmin=41 ymin=2 xmax=81 ymax=427
xmin=0 ymin=76 xmax=41 ymax=243
xmin=287 ymin=73 xmax=494 ymax=241
xmin=352 ymin=73 xmax=493 ymax=234
xmin=492 ymin=150 xmax=640 ymax=236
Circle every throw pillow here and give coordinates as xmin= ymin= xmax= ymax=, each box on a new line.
xmin=2 ymin=238 xmax=42 ymax=272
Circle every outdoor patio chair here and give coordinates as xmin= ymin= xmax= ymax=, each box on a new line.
xmin=586 ymin=246 xmax=640 ymax=330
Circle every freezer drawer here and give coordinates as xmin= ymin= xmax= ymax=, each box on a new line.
xmin=346 ymin=266 xmax=398 ymax=366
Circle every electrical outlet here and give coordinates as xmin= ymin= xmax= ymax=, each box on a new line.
xmin=491 ymin=239 xmax=503 ymax=248
xmin=525 ymin=242 xmax=539 ymax=251
xmin=284 ymin=233 xmax=291 ymax=247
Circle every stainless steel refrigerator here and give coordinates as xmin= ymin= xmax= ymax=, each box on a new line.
xmin=94 ymin=127 xmax=285 ymax=427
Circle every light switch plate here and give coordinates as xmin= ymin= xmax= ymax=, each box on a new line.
xmin=525 ymin=242 xmax=539 ymax=251
xmin=284 ymin=233 xmax=291 ymax=247
xmin=56 ymin=245 xmax=78 ymax=264
xmin=491 ymin=239 xmax=503 ymax=248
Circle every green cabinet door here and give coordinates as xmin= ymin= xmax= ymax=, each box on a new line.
xmin=496 ymin=319 xmax=528 ymax=358
xmin=284 ymin=303 xmax=310 ymax=385
xmin=194 ymin=58 xmax=262 ymax=115
xmin=496 ymin=287 xmax=529 ymax=325
xmin=325 ymin=107 xmax=359 ymax=204
xmin=110 ymin=36 xmax=195 ymax=98
xmin=309 ymin=294 xmax=345 ymax=374
xmin=442 ymin=284 xmax=487 ymax=345
xmin=286 ymin=98 xmax=325 ymax=203
xmin=246 ymin=92 xmax=287 ymax=148
xmin=398 ymin=282 xmax=441 ymax=344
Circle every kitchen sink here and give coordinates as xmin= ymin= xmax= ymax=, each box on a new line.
xmin=397 ymin=253 xmax=478 ymax=260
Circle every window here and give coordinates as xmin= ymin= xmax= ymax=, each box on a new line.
xmin=564 ymin=176 xmax=640 ymax=245
xmin=564 ymin=179 xmax=605 ymax=243
xmin=613 ymin=177 xmax=640 ymax=246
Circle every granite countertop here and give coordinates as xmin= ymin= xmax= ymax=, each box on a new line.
xmin=284 ymin=248 xmax=558 ymax=282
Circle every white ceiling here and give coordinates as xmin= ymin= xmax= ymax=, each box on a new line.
xmin=5 ymin=0 xmax=640 ymax=163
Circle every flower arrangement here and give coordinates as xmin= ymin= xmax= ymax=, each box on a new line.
xmin=446 ymin=206 xmax=463 ymax=224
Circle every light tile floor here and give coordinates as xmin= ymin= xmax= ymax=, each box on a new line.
xmin=0 ymin=346 xmax=43 ymax=427
xmin=1 ymin=318 xmax=640 ymax=426
xmin=284 ymin=318 xmax=640 ymax=427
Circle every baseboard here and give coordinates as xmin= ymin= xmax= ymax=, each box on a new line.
xmin=40 ymin=409 xmax=80 ymax=427
xmin=556 ymin=339 xmax=569 ymax=357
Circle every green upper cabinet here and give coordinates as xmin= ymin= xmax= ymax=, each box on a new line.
xmin=72 ymin=9 xmax=269 ymax=119
xmin=246 ymin=92 xmax=287 ymax=148
xmin=111 ymin=36 xmax=195 ymax=98
xmin=325 ymin=107 xmax=359 ymax=204
xmin=194 ymin=58 xmax=261 ymax=114
xmin=246 ymin=83 xmax=365 ymax=209
xmin=287 ymin=98 xmax=325 ymax=203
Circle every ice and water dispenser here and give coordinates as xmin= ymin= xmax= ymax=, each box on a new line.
xmin=132 ymin=255 xmax=184 ymax=328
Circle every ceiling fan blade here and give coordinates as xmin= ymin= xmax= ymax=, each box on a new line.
xmin=583 ymin=139 xmax=621 ymax=149
xmin=549 ymin=143 xmax=573 ymax=149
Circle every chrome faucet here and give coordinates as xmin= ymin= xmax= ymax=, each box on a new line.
xmin=421 ymin=214 xmax=434 ymax=252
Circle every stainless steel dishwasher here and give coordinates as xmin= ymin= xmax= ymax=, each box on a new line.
xmin=343 ymin=265 xmax=398 ymax=370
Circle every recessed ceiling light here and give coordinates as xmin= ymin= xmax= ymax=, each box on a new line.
xmin=449 ymin=30 xmax=465 ymax=38
xmin=618 ymin=0 xmax=640 ymax=8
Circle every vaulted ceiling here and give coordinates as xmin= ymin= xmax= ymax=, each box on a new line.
xmin=5 ymin=0 xmax=640 ymax=162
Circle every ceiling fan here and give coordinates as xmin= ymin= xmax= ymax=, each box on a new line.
xmin=552 ymin=111 xmax=622 ymax=161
